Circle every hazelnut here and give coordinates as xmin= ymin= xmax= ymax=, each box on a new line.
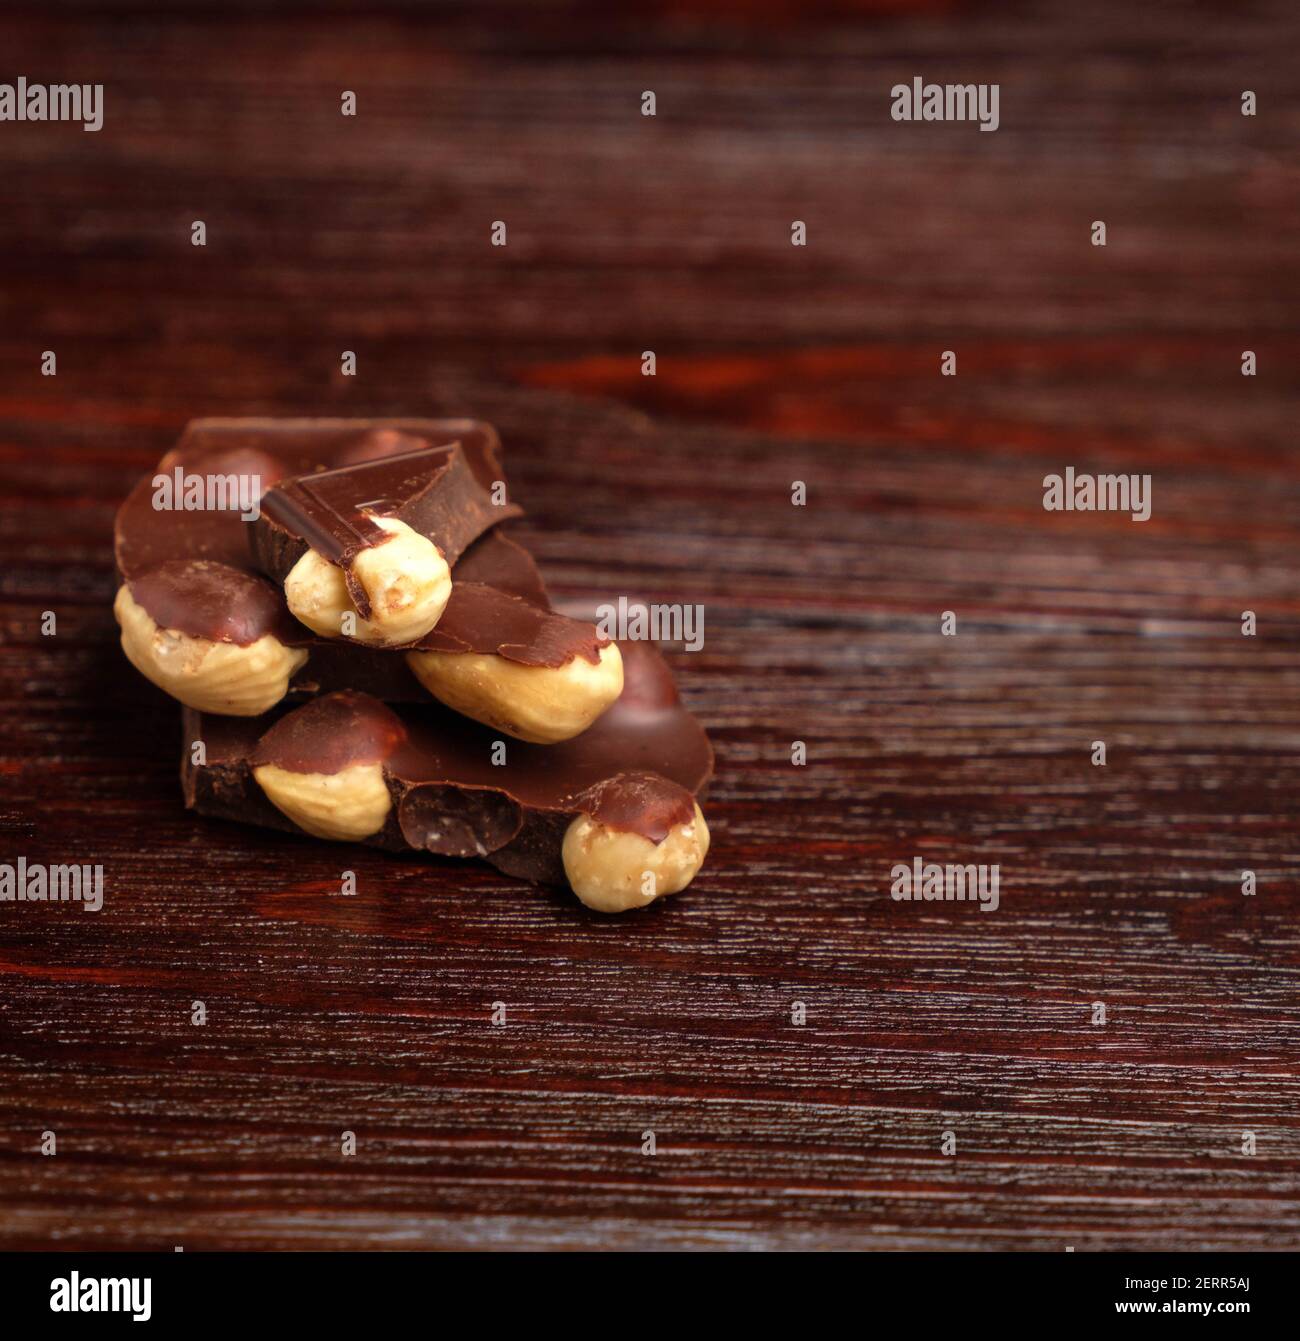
xmin=252 ymin=761 xmax=392 ymax=841
xmin=114 ymin=583 xmax=307 ymax=716
xmin=405 ymin=642 xmax=624 ymax=744
xmin=562 ymin=801 xmax=710 ymax=913
xmin=284 ymin=516 xmax=451 ymax=647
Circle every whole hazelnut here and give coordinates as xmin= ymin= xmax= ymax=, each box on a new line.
xmin=562 ymin=799 xmax=709 ymax=913
xmin=114 ymin=582 xmax=306 ymax=716
xmin=284 ymin=516 xmax=451 ymax=647
xmin=406 ymin=642 xmax=623 ymax=744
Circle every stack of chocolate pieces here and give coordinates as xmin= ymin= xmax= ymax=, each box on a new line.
xmin=113 ymin=419 xmax=713 ymax=912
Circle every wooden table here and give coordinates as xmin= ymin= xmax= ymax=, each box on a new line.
xmin=2 ymin=2 xmax=1298 ymax=1250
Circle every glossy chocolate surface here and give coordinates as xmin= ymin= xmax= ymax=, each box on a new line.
xmin=128 ymin=559 xmax=302 ymax=646
xmin=583 ymin=771 xmax=697 ymax=845
xmin=251 ymin=691 xmax=407 ymax=775
xmin=415 ymin=581 xmax=608 ymax=666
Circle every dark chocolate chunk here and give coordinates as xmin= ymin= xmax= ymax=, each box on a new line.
xmin=128 ymin=559 xmax=303 ymax=647
xmin=414 ymin=582 xmax=607 ymax=667
xmin=251 ymin=690 xmax=406 ymax=775
xmin=581 ymin=771 xmax=697 ymax=844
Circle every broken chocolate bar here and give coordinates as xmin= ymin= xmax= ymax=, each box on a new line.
xmin=183 ymin=636 xmax=713 ymax=902
xmin=114 ymin=416 xmax=716 ymax=908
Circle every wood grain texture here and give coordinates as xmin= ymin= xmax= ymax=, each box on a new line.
xmin=1 ymin=0 xmax=1299 ymax=1250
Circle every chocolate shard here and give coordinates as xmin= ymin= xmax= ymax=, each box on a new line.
xmin=127 ymin=558 xmax=303 ymax=647
xmin=250 ymin=690 xmax=407 ymax=775
xmin=181 ymin=639 xmax=713 ymax=886
xmin=414 ymin=581 xmax=608 ymax=667
xmin=580 ymin=771 xmax=697 ymax=844
xmin=250 ymin=436 xmax=522 ymax=617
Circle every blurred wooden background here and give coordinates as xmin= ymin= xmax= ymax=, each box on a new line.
xmin=1 ymin=0 xmax=1299 ymax=1249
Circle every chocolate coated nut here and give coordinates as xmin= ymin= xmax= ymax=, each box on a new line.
xmin=562 ymin=794 xmax=710 ymax=913
xmin=406 ymin=642 xmax=624 ymax=743
xmin=114 ymin=582 xmax=306 ymax=716
xmin=248 ymin=690 xmax=405 ymax=840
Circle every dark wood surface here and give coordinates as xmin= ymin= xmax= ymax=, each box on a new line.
xmin=2 ymin=1 xmax=1299 ymax=1250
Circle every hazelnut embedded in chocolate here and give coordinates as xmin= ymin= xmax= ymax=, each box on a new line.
xmin=114 ymin=560 xmax=307 ymax=716
xmin=405 ymin=584 xmax=624 ymax=742
xmin=249 ymin=435 xmax=522 ymax=648
xmin=284 ymin=516 xmax=452 ymax=647
xmin=561 ymin=772 xmax=710 ymax=913
xmin=250 ymin=692 xmax=406 ymax=841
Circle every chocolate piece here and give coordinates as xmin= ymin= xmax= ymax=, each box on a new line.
xmin=181 ymin=639 xmax=713 ymax=885
xmin=258 ymin=454 xmax=447 ymax=569
xmin=128 ymin=559 xmax=303 ymax=647
xmin=251 ymin=691 xmax=406 ymax=775
xmin=582 ymin=771 xmax=696 ymax=845
xmin=250 ymin=440 xmax=520 ymax=617
xmin=414 ymin=582 xmax=608 ymax=667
